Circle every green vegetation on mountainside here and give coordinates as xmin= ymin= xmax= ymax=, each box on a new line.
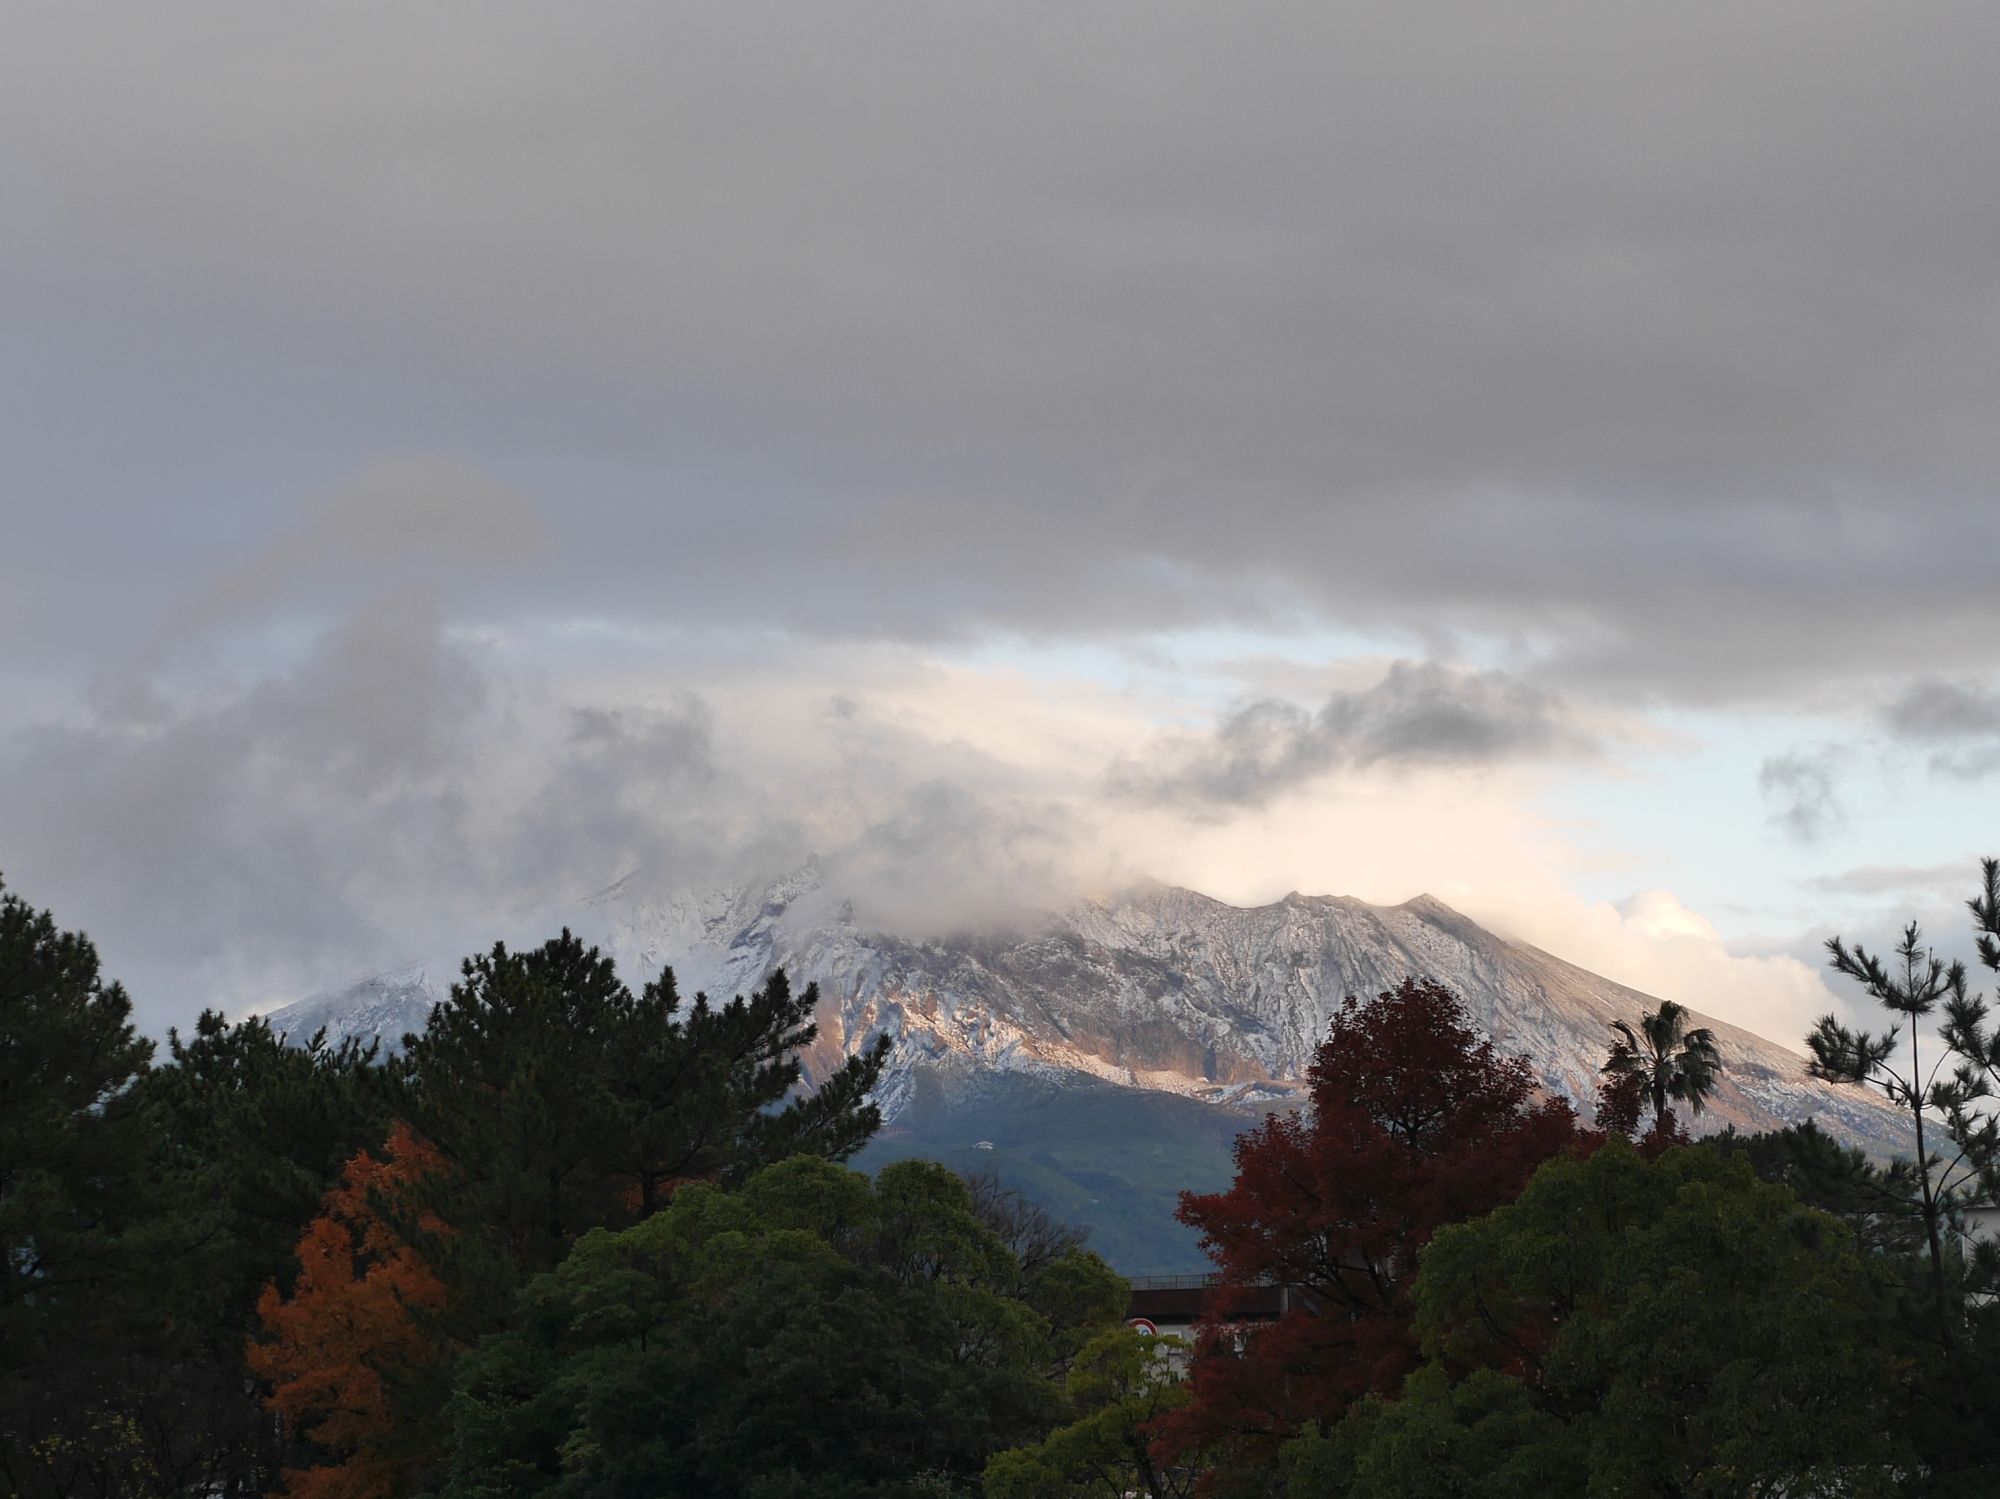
xmin=856 ymin=1070 xmax=1250 ymax=1273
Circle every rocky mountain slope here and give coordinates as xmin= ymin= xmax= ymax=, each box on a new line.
xmin=264 ymin=865 xmax=1911 ymax=1159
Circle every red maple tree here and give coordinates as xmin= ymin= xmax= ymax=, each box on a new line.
xmin=247 ymin=1123 xmax=451 ymax=1499
xmin=1155 ymin=978 xmax=1583 ymax=1479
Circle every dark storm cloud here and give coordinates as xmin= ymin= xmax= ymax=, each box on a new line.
xmin=1880 ymin=678 xmax=2000 ymax=781
xmin=1106 ymin=661 xmax=1584 ymax=812
xmin=5 ymin=4 xmax=2000 ymax=699
xmin=1759 ymin=750 xmax=1846 ymax=845
xmin=181 ymin=459 xmax=544 ymax=633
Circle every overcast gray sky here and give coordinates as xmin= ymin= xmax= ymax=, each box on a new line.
xmin=5 ymin=4 xmax=1999 ymax=1036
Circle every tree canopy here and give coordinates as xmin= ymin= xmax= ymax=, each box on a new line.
xmin=0 ymin=873 xmax=165 ymax=1496
xmin=0 ymin=872 xmax=155 ymax=1352
xmin=1385 ymin=1138 xmax=1904 ymax=1498
xmin=1157 ymin=978 xmax=1581 ymax=1476
xmin=394 ymin=933 xmax=890 ymax=1279
xmin=248 ymin=935 xmax=895 ymax=1496
xmin=19 ymin=852 xmax=2000 ymax=1499
xmin=436 ymin=1157 xmax=1126 ymax=1499
xmin=983 ymin=1327 xmax=1195 ymax=1499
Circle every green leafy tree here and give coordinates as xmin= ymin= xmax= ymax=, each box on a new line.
xmin=983 ymin=1327 xmax=1194 ymax=1499
xmin=1278 ymin=1365 xmax=1582 ymax=1499
xmin=436 ymin=1157 xmax=1125 ymax=1499
xmin=1702 ymin=1117 xmax=2000 ymax=1492
xmin=1703 ymin=1119 xmax=1927 ymax=1259
xmin=1601 ymin=998 xmax=1723 ymax=1133
xmin=1332 ymin=1138 xmax=1906 ymax=1499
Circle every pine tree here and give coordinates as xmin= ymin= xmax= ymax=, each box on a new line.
xmin=0 ymin=874 xmax=234 ymax=1498
xmin=394 ymin=932 xmax=634 ymax=1281
xmin=0 ymin=873 xmax=155 ymax=1350
xmin=392 ymin=932 xmax=892 ymax=1281
xmin=146 ymin=1010 xmax=402 ymax=1317
xmin=1796 ymin=859 xmax=2000 ymax=1493
xmin=1808 ymin=918 xmax=1999 ymax=1349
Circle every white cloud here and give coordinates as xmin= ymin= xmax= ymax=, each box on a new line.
xmin=1489 ymin=888 xmax=1843 ymax=1055
xmin=2 ymin=608 xmax=1857 ymax=1054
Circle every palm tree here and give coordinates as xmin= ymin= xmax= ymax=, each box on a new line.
xmin=1602 ymin=1000 xmax=1724 ymax=1130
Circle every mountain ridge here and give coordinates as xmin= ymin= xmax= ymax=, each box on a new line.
xmin=262 ymin=868 xmax=1909 ymax=1159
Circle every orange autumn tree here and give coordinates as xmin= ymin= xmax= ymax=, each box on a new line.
xmin=248 ymin=1123 xmax=450 ymax=1499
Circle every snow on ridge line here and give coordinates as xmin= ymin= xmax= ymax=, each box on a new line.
xmin=262 ymin=869 xmax=1911 ymax=1156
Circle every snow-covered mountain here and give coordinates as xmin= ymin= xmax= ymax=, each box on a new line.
xmin=262 ymin=864 xmax=1911 ymax=1159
